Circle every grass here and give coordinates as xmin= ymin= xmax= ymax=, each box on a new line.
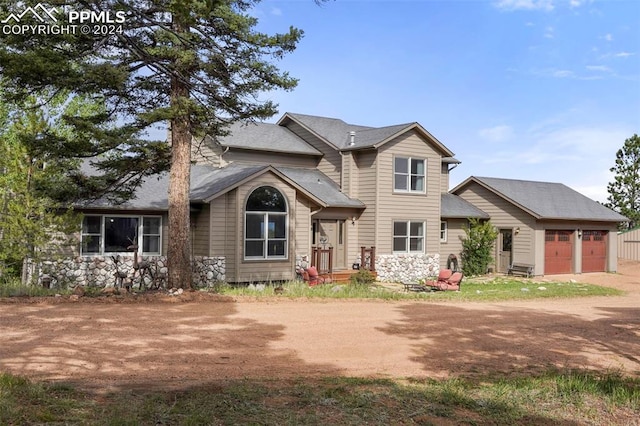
xmin=0 ymin=277 xmax=69 ymax=297
xmin=215 ymin=276 xmax=622 ymax=302
xmin=1 ymin=370 xmax=638 ymax=425
xmin=0 ymin=274 xmax=623 ymax=302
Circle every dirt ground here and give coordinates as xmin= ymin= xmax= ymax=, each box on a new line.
xmin=1 ymin=260 xmax=639 ymax=392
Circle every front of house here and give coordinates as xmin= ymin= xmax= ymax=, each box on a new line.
xmin=48 ymin=112 xmax=625 ymax=286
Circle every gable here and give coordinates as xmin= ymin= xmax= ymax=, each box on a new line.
xmin=452 ymin=176 xmax=628 ymax=222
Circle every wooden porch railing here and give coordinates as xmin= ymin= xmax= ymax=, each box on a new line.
xmin=360 ymin=246 xmax=376 ymax=271
xmin=311 ymin=246 xmax=333 ymax=275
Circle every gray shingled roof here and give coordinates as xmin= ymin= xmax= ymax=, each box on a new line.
xmin=79 ymin=163 xmax=363 ymax=210
xmin=275 ymin=167 xmax=365 ymax=208
xmin=456 ymin=176 xmax=627 ymax=222
xmin=282 ymin=112 xmax=455 ymax=157
xmin=217 ymin=121 xmax=322 ymax=155
xmin=441 ymin=193 xmax=490 ymax=219
xmin=282 ymin=113 xmax=371 ymax=148
xmin=342 ymin=123 xmax=416 ymax=150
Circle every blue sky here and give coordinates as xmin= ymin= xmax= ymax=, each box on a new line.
xmin=251 ymin=0 xmax=640 ymax=202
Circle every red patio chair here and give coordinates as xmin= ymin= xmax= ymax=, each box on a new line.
xmin=435 ymin=271 xmax=463 ymax=291
xmin=304 ymin=266 xmax=326 ymax=286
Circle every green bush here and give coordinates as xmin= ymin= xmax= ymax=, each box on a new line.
xmin=460 ymin=218 xmax=499 ymax=276
xmin=349 ymin=269 xmax=375 ymax=285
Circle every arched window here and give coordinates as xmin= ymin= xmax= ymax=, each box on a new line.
xmin=245 ymin=186 xmax=288 ymax=259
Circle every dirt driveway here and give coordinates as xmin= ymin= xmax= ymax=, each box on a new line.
xmin=1 ymin=260 xmax=639 ymax=392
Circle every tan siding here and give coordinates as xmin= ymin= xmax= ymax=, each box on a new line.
xmin=294 ymin=196 xmax=312 ymax=258
xmin=209 ymin=190 xmax=238 ymax=282
xmin=441 ymin=163 xmax=450 ymax=193
xmin=457 ymin=183 xmax=536 ymax=270
xmin=225 ymin=191 xmax=238 ymax=281
xmin=191 ymin=204 xmax=210 ymax=256
xmin=355 ymin=151 xmax=377 ymax=248
xmin=284 ymin=122 xmax=342 ymax=185
xmin=375 ymin=131 xmax=442 ymax=255
xmin=225 ymin=149 xmax=318 ymax=168
xmin=440 ymin=219 xmax=467 ymax=268
xmin=234 ymin=172 xmax=296 ymax=282
xmin=191 ymin=136 xmax=225 ymax=167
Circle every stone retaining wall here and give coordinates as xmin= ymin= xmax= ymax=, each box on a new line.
xmin=27 ymin=256 xmax=225 ymax=288
xmin=374 ymin=253 xmax=440 ymax=283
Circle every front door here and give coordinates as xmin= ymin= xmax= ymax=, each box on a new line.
xmin=498 ymin=229 xmax=513 ymax=273
xmin=315 ymin=219 xmax=346 ymax=269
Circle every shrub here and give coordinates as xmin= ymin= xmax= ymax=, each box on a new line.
xmin=349 ymin=269 xmax=375 ymax=285
xmin=460 ymin=218 xmax=499 ymax=276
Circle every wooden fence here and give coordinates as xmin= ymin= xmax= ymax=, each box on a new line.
xmin=618 ymin=228 xmax=640 ymax=261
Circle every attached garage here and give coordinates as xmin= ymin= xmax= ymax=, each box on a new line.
xmin=545 ymin=230 xmax=573 ymax=274
xmin=582 ymin=230 xmax=607 ymax=272
xmin=451 ymin=177 xmax=628 ymax=276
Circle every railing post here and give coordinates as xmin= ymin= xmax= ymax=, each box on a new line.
xmin=370 ymin=246 xmax=376 ymax=272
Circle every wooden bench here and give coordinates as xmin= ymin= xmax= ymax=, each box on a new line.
xmin=507 ymin=262 xmax=534 ymax=278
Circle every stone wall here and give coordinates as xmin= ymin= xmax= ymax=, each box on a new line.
xmin=27 ymin=256 xmax=225 ymax=288
xmin=374 ymin=253 xmax=440 ymax=283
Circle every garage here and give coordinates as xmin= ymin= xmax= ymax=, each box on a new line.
xmin=545 ymin=230 xmax=573 ymax=274
xmin=582 ymin=230 xmax=607 ymax=273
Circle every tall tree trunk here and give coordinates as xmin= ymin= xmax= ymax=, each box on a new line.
xmin=167 ymin=13 xmax=192 ymax=289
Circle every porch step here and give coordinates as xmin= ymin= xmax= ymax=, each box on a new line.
xmin=320 ymin=269 xmax=377 ymax=284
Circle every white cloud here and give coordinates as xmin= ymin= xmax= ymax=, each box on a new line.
xmin=544 ymin=26 xmax=555 ymax=38
xmin=586 ymin=65 xmax=612 ymax=72
xmin=551 ymin=69 xmax=575 ymax=78
xmin=270 ymin=7 xmax=282 ymax=16
xmin=603 ymin=33 xmax=613 ymax=42
xmin=478 ymin=125 xmax=514 ymax=143
xmin=493 ymin=0 xmax=555 ymax=12
xmin=614 ymin=51 xmax=635 ymax=58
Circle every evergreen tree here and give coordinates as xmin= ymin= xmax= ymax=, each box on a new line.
xmin=0 ymin=0 xmax=303 ymax=288
xmin=606 ymin=134 xmax=640 ymax=230
xmin=0 ymin=95 xmax=81 ymax=282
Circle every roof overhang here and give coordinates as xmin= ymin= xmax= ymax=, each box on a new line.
xmin=451 ymin=176 xmax=542 ymax=219
xmin=368 ymin=123 xmax=456 ymax=157
xmin=203 ymin=165 xmax=328 ymax=207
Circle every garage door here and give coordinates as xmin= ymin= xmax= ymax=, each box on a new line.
xmin=582 ymin=231 xmax=607 ymax=273
xmin=545 ymin=230 xmax=573 ymax=274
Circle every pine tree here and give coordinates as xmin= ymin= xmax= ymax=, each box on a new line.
xmin=606 ymin=134 xmax=640 ymax=230
xmin=0 ymin=0 xmax=303 ymax=288
xmin=0 ymin=95 xmax=81 ymax=281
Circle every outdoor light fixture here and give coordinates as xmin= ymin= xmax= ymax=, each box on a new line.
xmin=514 ymin=227 xmax=520 ymax=235
xmin=578 ymin=229 xmax=583 ymax=239
xmin=351 ymin=216 xmax=356 ymax=225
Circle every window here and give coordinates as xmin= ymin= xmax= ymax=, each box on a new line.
xmin=394 ymin=157 xmax=426 ymax=193
xmin=393 ymin=220 xmax=425 ymax=253
xmin=80 ymin=215 xmax=162 ymax=255
xmin=440 ymin=221 xmax=448 ymax=242
xmin=245 ymin=186 xmax=288 ymax=259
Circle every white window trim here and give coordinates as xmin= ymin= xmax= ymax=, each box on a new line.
xmin=393 ymin=156 xmax=427 ymax=194
xmin=440 ymin=221 xmax=448 ymax=243
xmin=244 ymin=211 xmax=289 ymax=260
xmin=244 ymin=186 xmax=289 ymax=261
xmin=80 ymin=214 xmax=162 ymax=256
xmin=393 ymin=220 xmax=426 ymax=254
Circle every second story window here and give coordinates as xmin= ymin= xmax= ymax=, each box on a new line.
xmin=394 ymin=157 xmax=426 ymax=193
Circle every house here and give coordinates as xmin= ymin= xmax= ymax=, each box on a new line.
xmin=450 ymin=176 xmax=627 ymax=275
xmin=72 ymin=112 xmax=469 ymax=284
xmin=50 ymin=112 xmax=626 ymax=286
